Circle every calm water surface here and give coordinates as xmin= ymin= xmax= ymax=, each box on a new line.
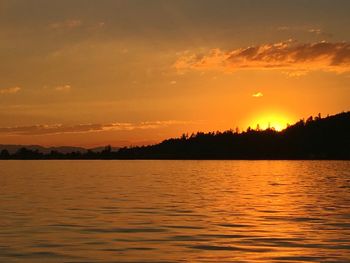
xmin=0 ymin=161 xmax=349 ymax=262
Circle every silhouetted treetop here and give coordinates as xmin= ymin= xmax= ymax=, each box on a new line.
xmin=1 ymin=111 xmax=349 ymax=160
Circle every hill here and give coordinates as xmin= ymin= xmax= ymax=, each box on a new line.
xmin=117 ymin=111 xmax=350 ymax=159
xmin=1 ymin=111 xmax=349 ymax=160
xmin=0 ymin=145 xmax=87 ymax=155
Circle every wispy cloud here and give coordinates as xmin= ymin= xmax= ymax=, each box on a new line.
xmin=282 ymin=70 xmax=308 ymax=78
xmin=0 ymin=121 xmax=191 ymax=136
xmin=0 ymin=87 xmax=21 ymax=94
xmin=175 ymin=41 xmax=350 ymax=73
xmin=308 ymin=28 xmax=322 ymax=35
xmin=252 ymin=92 xmax=263 ymax=98
xmin=49 ymin=19 xmax=82 ymax=30
xmin=277 ymin=26 xmax=332 ymax=38
xmin=277 ymin=26 xmax=291 ymax=31
xmin=55 ymin=84 xmax=71 ymax=92
xmin=49 ymin=19 xmax=106 ymax=32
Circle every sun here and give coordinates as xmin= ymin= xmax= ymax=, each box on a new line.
xmin=249 ymin=112 xmax=294 ymax=131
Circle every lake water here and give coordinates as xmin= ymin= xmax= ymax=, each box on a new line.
xmin=0 ymin=161 xmax=349 ymax=262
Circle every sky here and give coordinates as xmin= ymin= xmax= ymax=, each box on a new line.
xmin=0 ymin=0 xmax=349 ymax=147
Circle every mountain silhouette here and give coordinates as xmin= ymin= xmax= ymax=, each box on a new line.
xmin=0 ymin=145 xmax=87 ymax=154
xmin=1 ymin=111 xmax=349 ymax=160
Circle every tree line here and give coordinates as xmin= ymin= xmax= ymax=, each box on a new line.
xmin=1 ymin=111 xmax=349 ymax=160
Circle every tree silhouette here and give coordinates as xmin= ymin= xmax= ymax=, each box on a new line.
xmin=1 ymin=111 xmax=349 ymax=160
xmin=0 ymin=149 xmax=10 ymax=159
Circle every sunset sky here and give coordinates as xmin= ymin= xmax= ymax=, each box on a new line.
xmin=0 ymin=0 xmax=349 ymax=147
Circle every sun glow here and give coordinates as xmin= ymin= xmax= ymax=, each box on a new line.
xmin=249 ymin=112 xmax=295 ymax=131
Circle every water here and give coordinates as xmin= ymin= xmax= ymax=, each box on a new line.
xmin=0 ymin=161 xmax=349 ymax=263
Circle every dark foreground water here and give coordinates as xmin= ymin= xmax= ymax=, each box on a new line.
xmin=0 ymin=161 xmax=349 ymax=263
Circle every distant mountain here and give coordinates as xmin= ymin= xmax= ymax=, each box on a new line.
xmin=1 ymin=111 xmax=349 ymax=160
xmin=0 ymin=145 xmax=121 ymax=155
xmin=0 ymin=145 xmax=87 ymax=154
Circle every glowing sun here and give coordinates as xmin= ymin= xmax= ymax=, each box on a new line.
xmin=249 ymin=112 xmax=294 ymax=131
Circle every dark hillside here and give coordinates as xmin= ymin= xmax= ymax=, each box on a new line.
xmin=1 ymin=112 xmax=349 ymax=160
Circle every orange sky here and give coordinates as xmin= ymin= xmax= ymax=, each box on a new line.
xmin=0 ymin=0 xmax=349 ymax=147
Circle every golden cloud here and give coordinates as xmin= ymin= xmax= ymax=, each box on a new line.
xmin=0 ymin=87 xmax=21 ymax=94
xmin=50 ymin=19 xmax=82 ymax=30
xmin=175 ymin=41 xmax=350 ymax=73
xmin=252 ymin=92 xmax=263 ymax=98
xmin=55 ymin=85 xmax=71 ymax=92
xmin=0 ymin=121 xmax=191 ymax=136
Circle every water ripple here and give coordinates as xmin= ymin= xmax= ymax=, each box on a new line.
xmin=0 ymin=160 xmax=349 ymax=262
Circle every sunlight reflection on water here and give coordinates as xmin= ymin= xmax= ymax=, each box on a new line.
xmin=0 ymin=160 xmax=349 ymax=262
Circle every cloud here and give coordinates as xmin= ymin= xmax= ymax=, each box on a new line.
xmin=0 ymin=120 xmax=191 ymax=136
xmin=277 ymin=26 xmax=332 ymax=38
xmin=277 ymin=26 xmax=290 ymax=31
xmin=0 ymin=87 xmax=21 ymax=94
xmin=97 ymin=22 xmax=105 ymax=27
xmin=252 ymin=92 xmax=263 ymax=98
xmin=308 ymin=28 xmax=322 ymax=35
xmin=282 ymin=70 xmax=308 ymax=78
xmin=55 ymin=85 xmax=71 ymax=92
xmin=174 ymin=41 xmax=350 ymax=73
xmin=50 ymin=19 xmax=82 ymax=30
